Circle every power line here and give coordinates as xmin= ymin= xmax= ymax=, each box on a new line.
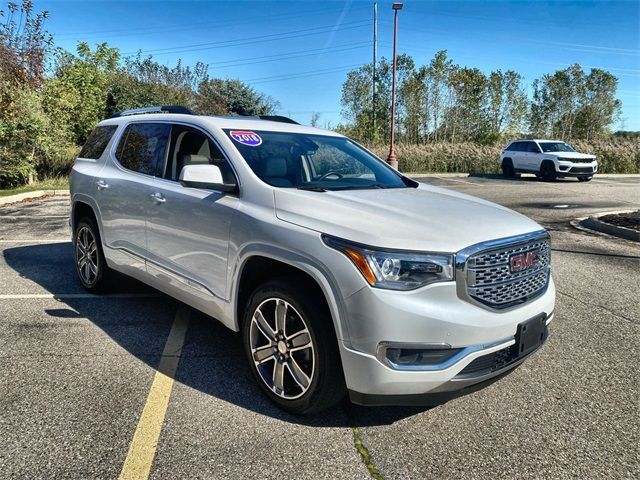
xmin=246 ymin=64 xmax=365 ymax=85
xmin=56 ymin=4 xmax=371 ymax=39
xmin=207 ymin=42 xmax=371 ymax=71
xmin=122 ymin=21 xmax=370 ymax=56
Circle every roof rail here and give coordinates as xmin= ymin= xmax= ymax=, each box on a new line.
xmin=110 ymin=105 xmax=194 ymax=118
xmin=258 ymin=115 xmax=299 ymax=125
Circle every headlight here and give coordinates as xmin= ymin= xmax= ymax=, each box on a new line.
xmin=322 ymin=235 xmax=454 ymax=290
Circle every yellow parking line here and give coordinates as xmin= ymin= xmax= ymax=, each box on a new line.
xmin=119 ymin=304 xmax=191 ymax=480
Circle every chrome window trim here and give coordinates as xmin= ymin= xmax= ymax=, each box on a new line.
xmin=107 ymin=119 xmax=241 ymax=193
xmin=455 ymin=229 xmax=551 ymax=312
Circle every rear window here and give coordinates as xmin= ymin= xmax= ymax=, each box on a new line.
xmin=78 ymin=126 xmax=117 ymax=159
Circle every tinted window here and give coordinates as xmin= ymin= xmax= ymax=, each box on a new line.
xmin=527 ymin=142 xmax=541 ymax=153
xmin=79 ymin=125 xmax=117 ymax=159
xmin=505 ymin=142 xmax=517 ymax=151
xmin=225 ymin=130 xmax=407 ymax=190
xmin=115 ymin=123 xmax=171 ymax=175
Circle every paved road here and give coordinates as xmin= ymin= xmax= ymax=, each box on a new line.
xmin=0 ymin=175 xmax=638 ymax=479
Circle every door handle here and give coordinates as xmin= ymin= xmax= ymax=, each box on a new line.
xmin=150 ymin=193 xmax=166 ymax=204
xmin=96 ymin=180 xmax=109 ymax=190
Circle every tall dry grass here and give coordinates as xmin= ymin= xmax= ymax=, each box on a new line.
xmin=366 ymin=139 xmax=640 ymax=174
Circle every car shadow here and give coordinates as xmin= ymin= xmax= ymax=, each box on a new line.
xmin=4 ymin=242 xmax=431 ymax=427
xmin=468 ymin=173 xmax=579 ymax=183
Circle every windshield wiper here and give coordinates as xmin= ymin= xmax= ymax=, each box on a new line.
xmin=297 ymin=184 xmax=327 ymax=192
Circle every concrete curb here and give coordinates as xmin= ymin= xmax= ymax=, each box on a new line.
xmin=0 ymin=189 xmax=70 ymax=207
xmin=572 ymin=209 xmax=639 ymax=242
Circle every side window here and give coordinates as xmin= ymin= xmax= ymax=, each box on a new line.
xmin=527 ymin=142 xmax=541 ymax=153
xmin=511 ymin=142 xmax=523 ymax=152
xmin=115 ymin=123 xmax=171 ymax=176
xmin=79 ymin=125 xmax=117 ymax=159
xmin=505 ymin=142 xmax=517 ymax=152
xmin=163 ymin=125 xmax=235 ymax=184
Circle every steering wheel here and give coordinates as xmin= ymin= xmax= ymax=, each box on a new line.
xmin=318 ymin=171 xmax=344 ymax=181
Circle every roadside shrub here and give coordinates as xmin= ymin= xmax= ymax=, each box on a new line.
xmin=365 ymin=139 xmax=640 ymax=174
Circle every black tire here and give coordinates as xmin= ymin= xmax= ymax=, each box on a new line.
xmin=73 ymin=216 xmax=110 ymax=291
xmin=578 ymin=176 xmax=593 ymax=182
xmin=539 ymin=162 xmax=557 ymax=182
xmin=241 ymin=277 xmax=345 ymax=414
xmin=501 ymin=158 xmax=515 ymax=178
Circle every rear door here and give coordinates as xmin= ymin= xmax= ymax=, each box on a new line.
xmin=509 ymin=142 xmax=526 ymax=169
xmin=525 ymin=141 xmax=542 ymax=170
xmin=146 ymin=123 xmax=239 ymax=313
xmin=95 ymin=122 xmax=171 ymax=273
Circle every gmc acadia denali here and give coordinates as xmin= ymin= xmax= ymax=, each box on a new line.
xmin=70 ymin=106 xmax=555 ymax=414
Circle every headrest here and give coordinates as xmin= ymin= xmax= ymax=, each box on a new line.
xmin=265 ymin=158 xmax=288 ymax=178
xmin=181 ymin=154 xmax=210 ymax=167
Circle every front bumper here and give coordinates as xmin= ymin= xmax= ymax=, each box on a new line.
xmin=338 ymin=277 xmax=555 ymax=402
xmin=557 ymin=162 xmax=598 ymax=176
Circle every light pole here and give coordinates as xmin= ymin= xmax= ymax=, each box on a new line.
xmin=386 ymin=2 xmax=403 ymax=170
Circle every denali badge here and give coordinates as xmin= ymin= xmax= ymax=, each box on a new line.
xmin=509 ymin=250 xmax=540 ymax=273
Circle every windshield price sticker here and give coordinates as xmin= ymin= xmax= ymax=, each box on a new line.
xmin=230 ymin=131 xmax=262 ymax=146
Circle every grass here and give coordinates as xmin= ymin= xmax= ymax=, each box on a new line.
xmin=0 ymin=177 xmax=69 ymax=197
xmin=365 ymin=138 xmax=640 ymax=174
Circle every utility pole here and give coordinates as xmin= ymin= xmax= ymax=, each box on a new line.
xmin=372 ymin=2 xmax=377 ymax=142
xmin=386 ymin=2 xmax=403 ymax=169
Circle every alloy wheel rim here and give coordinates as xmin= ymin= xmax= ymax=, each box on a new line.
xmin=249 ymin=298 xmax=315 ymax=400
xmin=76 ymin=226 xmax=98 ymax=285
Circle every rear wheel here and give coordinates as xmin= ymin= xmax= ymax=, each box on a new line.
xmin=539 ymin=162 xmax=557 ymax=182
xmin=242 ymin=278 xmax=345 ymax=414
xmin=501 ymin=159 xmax=515 ymax=178
xmin=578 ymin=176 xmax=593 ymax=182
xmin=74 ymin=217 xmax=110 ymax=291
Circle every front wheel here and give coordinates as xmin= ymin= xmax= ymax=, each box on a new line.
xmin=578 ymin=176 xmax=593 ymax=182
xmin=242 ymin=278 xmax=345 ymax=414
xmin=539 ymin=162 xmax=557 ymax=182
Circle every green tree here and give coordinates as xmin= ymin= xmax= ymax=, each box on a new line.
xmin=485 ymin=70 xmax=527 ymax=140
xmin=195 ymin=78 xmax=278 ymax=116
xmin=43 ymin=42 xmax=120 ymax=145
xmin=340 ymin=54 xmax=414 ymax=143
xmin=574 ymin=69 xmax=621 ymax=140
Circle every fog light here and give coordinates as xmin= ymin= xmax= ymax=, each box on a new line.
xmin=385 ymin=347 xmax=463 ymax=367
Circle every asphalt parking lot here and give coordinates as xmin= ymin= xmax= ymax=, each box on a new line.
xmin=1 ymin=175 xmax=638 ymax=479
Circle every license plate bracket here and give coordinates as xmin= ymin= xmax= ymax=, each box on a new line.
xmin=515 ymin=314 xmax=546 ymax=357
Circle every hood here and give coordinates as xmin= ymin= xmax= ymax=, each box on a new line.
xmin=274 ymin=184 xmax=543 ymax=252
xmin=544 ymin=151 xmax=595 ymax=159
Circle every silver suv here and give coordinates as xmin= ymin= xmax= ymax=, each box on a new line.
xmin=70 ymin=106 xmax=555 ymax=414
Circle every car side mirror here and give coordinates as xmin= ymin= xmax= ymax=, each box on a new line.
xmin=179 ymin=164 xmax=237 ymax=193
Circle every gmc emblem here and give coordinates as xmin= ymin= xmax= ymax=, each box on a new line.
xmin=509 ymin=250 xmax=540 ymax=273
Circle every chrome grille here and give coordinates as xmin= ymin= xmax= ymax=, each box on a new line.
xmin=456 ymin=232 xmax=551 ymax=310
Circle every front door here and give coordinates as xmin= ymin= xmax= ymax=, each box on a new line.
xmin=145 ymin=124 xmax=239 ymax=318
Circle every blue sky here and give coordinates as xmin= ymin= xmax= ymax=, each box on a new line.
xmin=40 ymin=0 xmax=639 ymax=129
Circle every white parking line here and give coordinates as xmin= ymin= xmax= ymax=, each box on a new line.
xmin=0 ymin=215 xmax=69 ymax=219
xmin=431 ymin=176 xmax=485 ymax=185
xmin=0 ymin=239 xmax=70 ymax=243
xmin=0 ymin=293 xmax=160 ymax=299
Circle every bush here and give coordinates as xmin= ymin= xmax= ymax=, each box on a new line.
xmin=365 ymin=139 xmax=640 ymax=174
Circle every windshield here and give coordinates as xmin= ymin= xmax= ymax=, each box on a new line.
xmin=539 ymin=142 xmax=576 ymax=153
xmin=224 ymin=130 xmax=409 ymax=190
